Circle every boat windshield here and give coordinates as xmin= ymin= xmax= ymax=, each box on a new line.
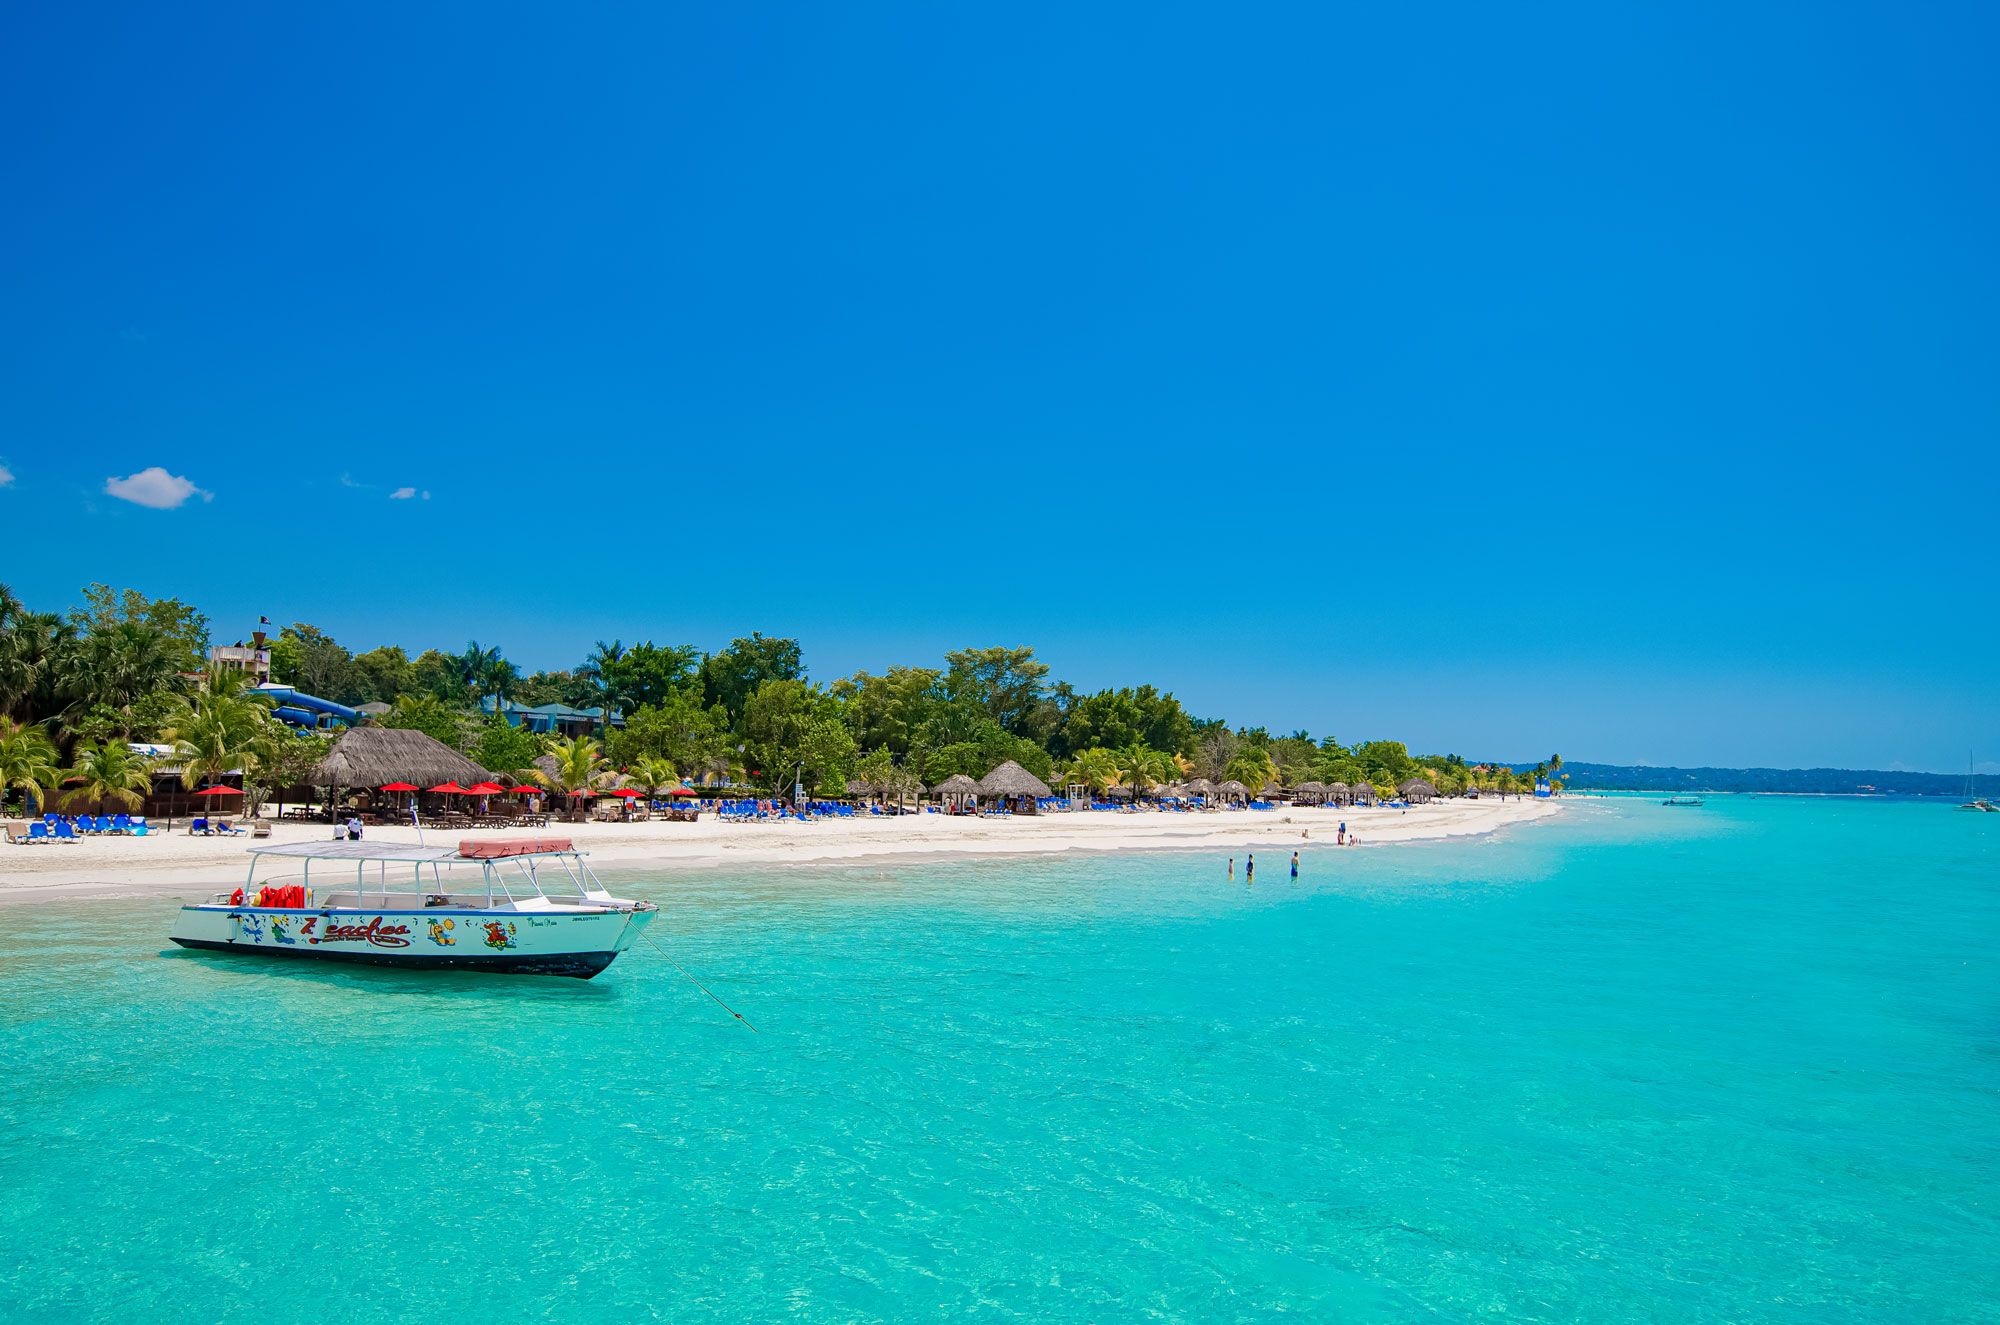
xmin=226 ymin=841 xmax=616 ymax=910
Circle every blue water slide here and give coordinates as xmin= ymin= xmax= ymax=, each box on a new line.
xmin=259 ymin=686 xmax=362 ymax=726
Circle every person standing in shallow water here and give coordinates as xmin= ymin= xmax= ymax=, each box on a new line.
xmin=1291 ymin=850 xmax=1299 ymax=879
xmin=1228 ymin=856 xmax=1234 ymax=880
xmin=1246 ymin=853 xmax=1255 ymax=884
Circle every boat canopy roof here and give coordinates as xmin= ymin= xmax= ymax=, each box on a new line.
xmin=247 ymin=838 xmax=580 ymax=865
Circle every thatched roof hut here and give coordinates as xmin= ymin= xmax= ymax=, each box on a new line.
xmin=844 ymin=778 xmax=873 ymax=797
xmin=307 ymin=726 xmax=491 ymax=790
xmin=979 ymin=760 xmax=1051 ymax=800
xmin=1185 ymin=776 xmax=1217 ymax=798
xmin=1350 ymin=783 xmax=1379 ymax=803
xmin=1293 ymin=780 xmax=1327 ymax=804
xmin=1398 ymin=778 xmax=1438 ymax=803
xmin=1216 ymin=778 xmax=1249 ymax=800
xmin=1325 ymin=780 xmax=1351 ymax=804
xmin=931 ymin=773 xmax=981 ymax=797
xmin=1105 ymin=783 xmax=1134 ymax=800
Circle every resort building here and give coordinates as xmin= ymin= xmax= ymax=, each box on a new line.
xmin=479 ymin=698 xmax=623 ymax=736
xmin=208 ymin=627 xmax=273 ymax=684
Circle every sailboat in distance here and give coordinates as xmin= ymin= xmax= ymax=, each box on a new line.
xmin=1958 ymin=753 xmax=1995 ymax=812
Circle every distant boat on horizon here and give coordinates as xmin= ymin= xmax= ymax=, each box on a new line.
xmin=1662 ymin=796 xmax=1705 ymax=807
xmin=1957 ymin=753 xmax=1995 ymax=812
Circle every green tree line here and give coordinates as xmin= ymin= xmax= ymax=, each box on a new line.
xmin=1 ymin=580 xmax=1558 ymax=811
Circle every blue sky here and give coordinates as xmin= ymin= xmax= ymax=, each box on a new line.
xmin=3 ymin=3 xmax=1996 ymax=771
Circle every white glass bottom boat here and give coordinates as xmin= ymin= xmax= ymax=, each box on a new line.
xmin=169 ymin=837 xmax=656 ymax=979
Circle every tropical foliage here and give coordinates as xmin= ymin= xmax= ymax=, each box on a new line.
xmin=535 ymin=735 xmax=610 ymax=819
xmin=59 ymin=739 xmax=157 ymax=811
xmin=0 ymin=578 xmax=1559 ymax=806
xmin=0 ymin=717 xmax=61 ymax=812
xmin=169 ymin=688 xmax=278 ymax=794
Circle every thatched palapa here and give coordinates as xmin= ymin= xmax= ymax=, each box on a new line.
xmin=979 ymin=760 xmax=1051 ymax=800
xmin=1184 ymin=777 xmax=1217 ymax=798
xmin=1398 ymin=778 xmax=1438 ymax=803
xmin=1293 ymin=780 xmax=1327 ymax=804
xmin=1216 ymin=779 xmax=1249 ymax=799
xmin=931 ymin=773 xmax=981 ymax=796
xmin=308 ymin=726 xmax=491 ymax=790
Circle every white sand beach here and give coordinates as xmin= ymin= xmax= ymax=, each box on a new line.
xmin=0 ymin=797 xmax=1560 ymax=906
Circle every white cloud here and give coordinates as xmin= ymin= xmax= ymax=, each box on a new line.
xmin=104 ymin=467 xmax=212 ymax=510
xmin=388 ymin=487 xmax=431 ymax=501
xmin=0 ymin=463 xmax=13 ymax=487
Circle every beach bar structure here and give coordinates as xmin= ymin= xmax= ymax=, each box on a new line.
xmin=931 ymin=773 xmax=981 ymax=812
xmin=1398 ymin=778 xmax=1438 ymax=803
xmin=979 ymin=760 xmax=1051 ymax=814
xmin=307 ymin=726 xmax=494 ymax=817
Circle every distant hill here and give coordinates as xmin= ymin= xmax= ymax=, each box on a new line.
xmin=1532 ymin=763 xmax=1999 ymax=797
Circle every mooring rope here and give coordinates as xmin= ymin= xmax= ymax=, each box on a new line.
xmin=640 ymin=929 xmax=758 ymax=1033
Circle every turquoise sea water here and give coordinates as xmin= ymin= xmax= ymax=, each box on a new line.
xmin=2 ymin=797 xmax=1996 ymax=1322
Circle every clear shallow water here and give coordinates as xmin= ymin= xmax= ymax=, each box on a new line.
xmin=2 ymin=798 xmax=1996 ymax=1322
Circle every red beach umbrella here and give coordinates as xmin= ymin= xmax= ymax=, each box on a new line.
xmin=192 ymin=785 xmax=244 ymax=797
xmin=605 ymin=788 xmax=643 ymax=798
xmin=378 ymin=782 xmax=419 ymax=793
xmin=427 ymin=782 xmax=470 ymax=795
xmin=668 ymin=786 xmax=698 ymax=797
xmin=464 ymin=782 xmax=506 ymax=794
xmin=509 ymin=784 xmax=541 ymax=795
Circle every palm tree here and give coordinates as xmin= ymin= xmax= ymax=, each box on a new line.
xmin=1224 ymin=749 xmax=1278 ymax=796
xmin=626 ymin=755 xmax=679 ymax=801
xmin=0 ymin=717 xmax=60 ymax=813
xmin=1058 ymin=747 xmax=1121 ymax=795
xmin=576 ymin=640 xmax=629 ymax=738
xmin=457 ymin=640 xmax=505 ymax=714
xmin=483 ymin=656 xmax=520 ymax=711
xmin=73 ymin=621 xmax=182 ymax=713
xmin=1114 ymin=744 xmax=1175 ymax=799
xmin=0 ymin=612 xmax=78 ymax=723
xmin=169 ymin=690 xmax=276 ymax=796
xmin=59 ymin=739 xmax=156 ymax=811
xmin=536 ymin=734 xmax=608 ymax=821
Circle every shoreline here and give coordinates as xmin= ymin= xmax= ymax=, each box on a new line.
xmin=0 ymin=799 xmax=1563 ymax=907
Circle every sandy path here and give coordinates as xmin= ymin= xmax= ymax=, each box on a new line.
xmin=0 ymin=798 xmax=1561 ymax=906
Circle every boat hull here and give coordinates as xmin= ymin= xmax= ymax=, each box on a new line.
xmin=169 ymin=937 xmax=619 ymax=978
xmin=167 ymin=904 xmax=654 ymax=980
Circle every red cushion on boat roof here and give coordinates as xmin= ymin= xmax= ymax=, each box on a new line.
xmin=456 ymin=837 xmax=574 ymax=859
